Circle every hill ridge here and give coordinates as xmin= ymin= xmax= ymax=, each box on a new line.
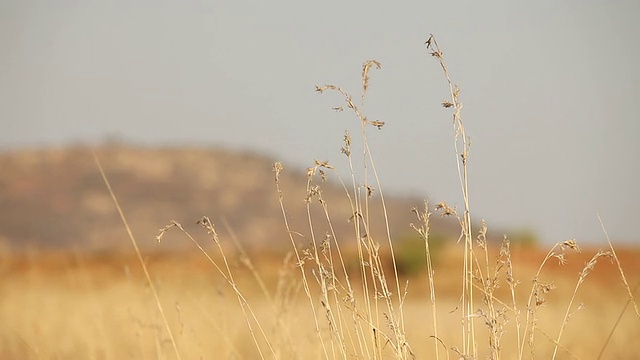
xmin=0 ymin=144 xmax=457 ymax=252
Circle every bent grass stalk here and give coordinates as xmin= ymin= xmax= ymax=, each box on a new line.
xmin=155 ymin=219 xmax=277 ymax=360
xmin=519 ymin=239 xmax=580 ymax=359
xmin=597 ymin=214 xmax=640 ymax=319
xmin=93 ymin=152 xmax=182 ymax=360
xmin=551 ymin=250 xmax=613 ymax=360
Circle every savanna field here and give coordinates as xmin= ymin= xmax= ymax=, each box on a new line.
xmin=1 ymin=244 xmax=638 ymax=359
xmin=1 ymin=37 xmax=638 ymax=360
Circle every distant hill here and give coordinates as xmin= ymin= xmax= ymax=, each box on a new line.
xmin=0 ymin=144 xmax=461 ymax=252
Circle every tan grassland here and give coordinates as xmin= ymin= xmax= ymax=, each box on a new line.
xmin=1 ymin=35 xmax=638 ymax=360
xmin=0 ymin=246 xmax=638 ymax=359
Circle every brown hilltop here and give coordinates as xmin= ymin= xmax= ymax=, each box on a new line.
xmin=0 ymin=144 xmax=459 ymax=252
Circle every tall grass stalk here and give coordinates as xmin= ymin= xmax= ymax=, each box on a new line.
xmin=425 ymin=34 xmax=477 ymax=358
xmin=270 ymin=58 xmax=414 ymax=359
xmin=273 ymin=162 xmax=330 ymax=358
xmin=597 ymin=214 xmax=640 ymax=319
xmin=410 ymin=203 xmax=440 ymax=359
xmin=93 ymin=153 xmax=182 ymax=360
xmin=156 ymin=219 xmax=278 ymax=360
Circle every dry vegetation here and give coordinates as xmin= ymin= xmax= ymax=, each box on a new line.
xmin=1 ymin=246 xmax=638 ymax=359
xmin=1 ymin=35 xmax=639 ymax=359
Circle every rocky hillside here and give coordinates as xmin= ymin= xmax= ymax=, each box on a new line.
xmin=0 ymin=145 xmax=459 ymax=252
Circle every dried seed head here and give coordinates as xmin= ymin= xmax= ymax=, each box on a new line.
xmin=306 ymin=166 xmax=315 ymax=178
xmin=320 ymin=233 xmax=331 ymax=253
xmin=343 ymin=131 xmax=351 ymax=146
xmin=155 ymin=222 xmax=178 ymax=243
xmin=314 ymin=160 xmax=334 ymax=169
xmin=361 ymin=59 xmax=382 ymax=102
xmin=318 ymin=169 xmax=326 ymax=181
xmin=424 ymin=35 xmax=433 ymax=48
xmin=477 ymin=220 xmax=488 ymax=249
xmin=442 ymin=100 xmax=454 ymax=108
xmin=273 ymin=162 xmax=283 ymax=180
xmin=560 ymin=239 xmax=581 ymax=252
xmin=368 ymin=120 xmax=385 ymax=129
xmin=435 ymin=201 xmax=456 ymax=216
xmin=552 ymin=253 xmax=568 ymax=265
xmin=364 ymin=185 xmax=374 ymax=198
xmin=341 ymin=133 xmax=351 ymax=157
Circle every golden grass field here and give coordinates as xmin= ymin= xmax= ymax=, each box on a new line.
xmin=2 ymin=36 xmax=638 ymax=360
xmin=1 ymin=243 xmax=638 ymax=359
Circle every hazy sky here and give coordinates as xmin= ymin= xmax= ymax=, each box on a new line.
xmin=1 ymin=0 xmax=639 ymax=245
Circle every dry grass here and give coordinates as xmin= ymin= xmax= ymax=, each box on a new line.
xmin=1 ymin=35 xmax=638 ymax=359
xmin=0 ymin=247 xmax=638 ymax=359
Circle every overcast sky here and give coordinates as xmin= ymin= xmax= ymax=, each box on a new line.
xmin=1 ymin=0 xmax=638 ymax=245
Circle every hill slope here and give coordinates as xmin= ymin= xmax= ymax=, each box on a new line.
xmin=0 ymin=145 xmax=458 ymax=252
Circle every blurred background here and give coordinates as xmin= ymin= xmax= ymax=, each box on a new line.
xmin=1 ymin=0 xmax=639 ymax=249
xmin=1 ymin=2 xmax=640 ymax=359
